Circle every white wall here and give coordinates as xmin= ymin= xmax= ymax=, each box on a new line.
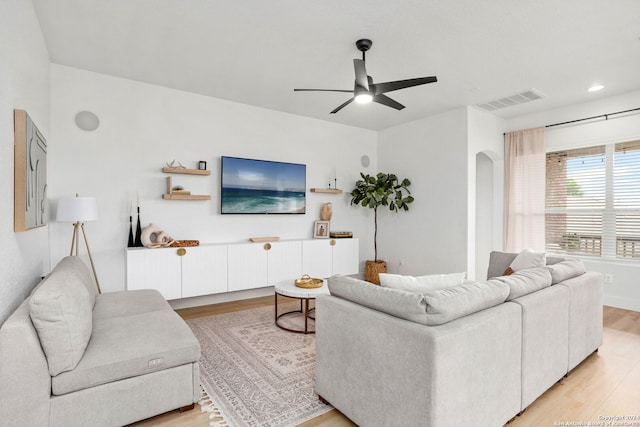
xmin=467 ymin=107 xmax=505 ymax=279
xmin=506 ymin=90 xmax=640 ymax=311
xmin=0 ymin=0 xmax=51 ymax=324
xmin=375 ymin=107 xmax=505 ymax=280
xmin=48 ymin=65 xmax=377 ymax=300
xmin=376 ymin=108 xmax=469 ymax=276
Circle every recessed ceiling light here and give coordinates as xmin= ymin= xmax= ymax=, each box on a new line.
xmin=588 ymin=84 xmax=604 ymax=92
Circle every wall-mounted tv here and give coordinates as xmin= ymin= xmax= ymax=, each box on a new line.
xmin=221 ymin=156 xmax=306 ymax=214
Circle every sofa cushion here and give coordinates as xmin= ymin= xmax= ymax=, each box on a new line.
xmin=328 ymin=275 xmax=429 ymax=325
xmin=546 ymin=259 xmax=586 ymax=285
xmin=29 ymin=267 xmax=93 ymax=376
xmin=379 ymin=272 xmax=466 ymax=292
xmin=53 ymin=256 xmax=98 ymax=308
xmin=329 ymin=275 xmax=510 ymax=326
xmin=490 ymin=267 xmax=552 ymax=300
xmin=93 ymin=289 xmax=171 ymax=320
xmin=51 ymin=309 xmax=201 ymax=395
xmin=421 ymin=281 xmax=510 ymax=325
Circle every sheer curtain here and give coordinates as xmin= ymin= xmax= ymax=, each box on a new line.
xmin=504 ymin=127 xmax=546 ymax=252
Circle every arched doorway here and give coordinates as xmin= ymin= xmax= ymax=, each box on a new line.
xmin=476 ymin=151 xmax=495 ymax=280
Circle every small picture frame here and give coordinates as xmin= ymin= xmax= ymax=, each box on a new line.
xmin=314 ymin=220 xmax=330 ymax=239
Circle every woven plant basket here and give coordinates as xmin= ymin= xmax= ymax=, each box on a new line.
xmin=365 ymin=260 xmax=387 ymax=285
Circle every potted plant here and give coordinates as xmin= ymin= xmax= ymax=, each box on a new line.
xmin=350 ymin=172 xmax=414 ymax=284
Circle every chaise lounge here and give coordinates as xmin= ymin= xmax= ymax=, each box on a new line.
xmin=0 ymin=256 xmax=201 ymax=427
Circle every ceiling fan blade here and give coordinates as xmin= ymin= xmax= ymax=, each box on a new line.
xmin=330 ymin=98 xmax=354 ymax=114
xmin=294 ymin=88 xmax=353 ymax=93
xmin=353 ymin=59 xmax=369 ymax=91
xmin=373 ymin=94 xmax=405 ymax=111
xmin=374 ymin=76 xmax=438 ymax=94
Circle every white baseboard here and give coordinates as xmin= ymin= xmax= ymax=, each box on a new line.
xmin=168 ymin=287 xmax=275 ymax=310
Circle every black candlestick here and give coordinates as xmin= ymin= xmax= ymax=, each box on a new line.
xmin=127 ymin=215 xmax=135 ymax=247
xmin=134 ymin=206 xmax=143 ymax=247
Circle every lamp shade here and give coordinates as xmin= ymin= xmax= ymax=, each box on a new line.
xmin=56 ymin=196 xmax=99 ymax=222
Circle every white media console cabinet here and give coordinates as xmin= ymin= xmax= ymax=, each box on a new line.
xmin=126 ymin=238 xmax=359 ymax=300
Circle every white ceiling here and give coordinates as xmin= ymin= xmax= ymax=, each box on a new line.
xmin=32 ymin=0 xmax=640 ymax=131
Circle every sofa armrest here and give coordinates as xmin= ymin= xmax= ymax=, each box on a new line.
xmin=0 ymin=301 xmax=52 ymax=427
xmin=557 ymin=271 xmax=603 ymax=369
xmin=315 ymin=294 xmax=522 ymax=427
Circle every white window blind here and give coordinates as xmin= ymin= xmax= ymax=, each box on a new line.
xmin=545 ymin=140 xmax=640 ymax=260
xmin=546 ymin=146 xmax=605 ymax=256
xmin=614 ymin=141 xmax=640 ymax=259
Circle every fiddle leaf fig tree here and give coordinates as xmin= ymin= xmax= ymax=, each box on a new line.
xmin=350 ymin=172 xmax=414 ymax=261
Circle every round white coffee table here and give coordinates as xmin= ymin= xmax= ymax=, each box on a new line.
xmin=274 ymin=279 xmax=329 ymax=334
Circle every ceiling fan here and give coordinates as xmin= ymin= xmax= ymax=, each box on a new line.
xmin=294 ymin=39 xmax=437 ymax=114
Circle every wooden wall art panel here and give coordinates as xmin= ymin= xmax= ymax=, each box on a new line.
xmin=14 ymin=109 xmax=47 ymax=231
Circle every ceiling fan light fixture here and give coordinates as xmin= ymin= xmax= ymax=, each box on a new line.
xmin=354 ymin=86 xmax=373 ymax=104
xmin=294 ymin=38 xmax=437 ymax=113
xmin=355 ymin=93 xmax=373 ymax=104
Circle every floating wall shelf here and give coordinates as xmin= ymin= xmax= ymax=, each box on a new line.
xmin=162 ymin=167 xmax=211 ymax=200
xmin=162 ymin=194 xmax=210 ymax=201
xmin=310 ymin=188 xmax=343 ymax=194
xmin=162 ymin=167 xmax=211 ymax=176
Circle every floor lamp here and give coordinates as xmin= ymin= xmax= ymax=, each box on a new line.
xmin=57 ymin=194 xmax=101 ymax=293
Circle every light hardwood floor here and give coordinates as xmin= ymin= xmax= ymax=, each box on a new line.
xmin=131 ymin=299 xmax=640 ymax=427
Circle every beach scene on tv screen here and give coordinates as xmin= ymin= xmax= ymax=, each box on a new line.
xmin=221 ymin=157 xmax=306 ymax=214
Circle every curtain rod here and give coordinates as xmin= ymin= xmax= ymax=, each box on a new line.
xmin=545 ymin=107 xmax=640 ymax=128
xmin=503 ymin=107 xmax=640 ymax=135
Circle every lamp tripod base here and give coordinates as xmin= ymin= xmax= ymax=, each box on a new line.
xmin=69 ymin=222 xmax=101 ymax=293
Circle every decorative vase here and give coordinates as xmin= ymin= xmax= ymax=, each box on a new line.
xmin=365 ymin=260 xmax=387 ymax=285
xmin=321 ymin=202 xmax=333 ymax=221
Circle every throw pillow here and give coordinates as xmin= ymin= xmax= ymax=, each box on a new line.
xmin=378 ymin=273 xmax=419 ymax=290
xmin=30 ymin=271 xmax=93 ymax=376
xmin=503 ymin=249 xmax=546 ymax=275
xmin=379 ymin=272 xmax=466 ymax=293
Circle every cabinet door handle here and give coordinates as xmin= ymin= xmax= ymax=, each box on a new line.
xmin=264 ymin=243 xmax=272 ymax=250
xmin=177 ymin=248 xmax=187 ymax=256
xmin=330 ymin=239 xmax=336 ymax=246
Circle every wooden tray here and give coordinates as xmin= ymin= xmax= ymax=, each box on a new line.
xmin=295 ymin=274 xmax=324 ymax=288
xmin=170 ymin=240 xmax=200 ymax=247
xmin=250 ymin=237 xmax=280 ymax=242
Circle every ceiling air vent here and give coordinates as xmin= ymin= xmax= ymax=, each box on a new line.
xmin=476 ymin=89 xmax=545 ymax=112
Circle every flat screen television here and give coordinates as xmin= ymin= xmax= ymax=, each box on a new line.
xmin=220 ymin=156 xmax=306 ymax=214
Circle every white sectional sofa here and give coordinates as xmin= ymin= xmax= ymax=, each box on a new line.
xmin=0 ymin=256 xmax=201 ymax=427
xmin=314 ymin=252 xmax=603 ymax=427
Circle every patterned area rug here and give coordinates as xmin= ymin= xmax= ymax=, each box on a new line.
xmin=186 ymin=303 xmax=332 ymax=427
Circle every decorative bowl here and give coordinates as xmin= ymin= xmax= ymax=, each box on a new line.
xmin=295 ymin=274 xmax=323 ymax=288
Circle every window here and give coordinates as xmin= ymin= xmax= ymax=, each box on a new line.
xmin=614 ymin=141 xmax=640 ymax=258
xmin=545 ymin=141 xmax=640 ymax=259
